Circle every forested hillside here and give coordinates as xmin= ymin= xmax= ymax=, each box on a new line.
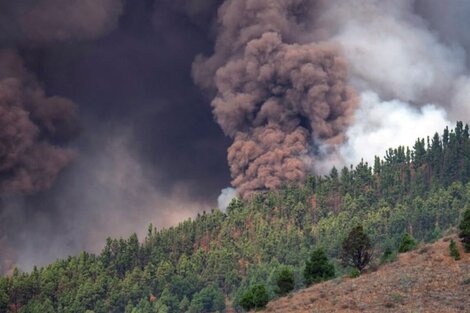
xmin=1 ymin=123 xmax=470 ymax=313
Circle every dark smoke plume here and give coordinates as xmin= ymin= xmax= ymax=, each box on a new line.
xmin=194 ymin=0 xmax=357 ymax=196
xmin=0 ymin=50 xmax=78 ymax=195
xmin=0 ymin=0 xmax=126 ymax=195
xmin=157 ymin=0 xmax=222 ymax=26
xmin=0 ymin=0 xmax=124 ymax=44
xmin=0 ymin=0 xmax=125 ymax=271
xmin=0 ymin=0 xmax=229 ymax=272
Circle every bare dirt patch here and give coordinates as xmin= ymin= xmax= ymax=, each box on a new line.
xmin=257 ymin=237 xmax=470 ymax=313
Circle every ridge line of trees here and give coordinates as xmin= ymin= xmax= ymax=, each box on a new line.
xmin=1 ymin=122 xmax=470 ymax=312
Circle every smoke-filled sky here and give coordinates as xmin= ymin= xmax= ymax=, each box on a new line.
xmin=1 ymin=0 xmax=470 ymax=272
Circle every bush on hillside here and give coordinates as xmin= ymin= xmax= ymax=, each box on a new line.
xmin=459 ymin=208 xmax=470 ymax=252
xmin=276 ymin=267 xmax=295 ymax=296
xmin=449 ymin=239 xmax=461 ymax=260
xmin=398 ymin=233 xmax=417 ymax=253
xmin=304 ymin=248 xmax=335 ymax=286
xmin=380 ymin=246 xmax=397 ymax=264
xmin=239 ymin=284 xmax=269 ymax=311
xmin=349 ymin=268 xmax=360 ymax=278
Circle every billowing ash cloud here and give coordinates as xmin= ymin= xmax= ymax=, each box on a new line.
xmin=194 ymin=0 xmax=358 ymax=196
xmin=0 ymin=50 xmax=78 ymax=194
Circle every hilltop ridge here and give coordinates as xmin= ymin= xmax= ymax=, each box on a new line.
xmin=257 ymin=237 xmax=469 ymax=313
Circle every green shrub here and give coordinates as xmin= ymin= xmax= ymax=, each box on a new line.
xmin=398 ymin=233 xmax=417 ymax=253
xmin=380 ymin=247 xmax=397 ymax=264
xmin=349 ymin=268 xmax=360 ymax=278
xmin=239 ymin=291 xmax=253 ymax=312
xmin=449 ymin=240 xmax=461 ymax=260
xmin=239 ymin=284 xmax=269 ymax=311
xmin=252 ymin=284 xmax=269 ymax=309
xmin=276 ymin=267 xmax=295 ymax=296
xmin=459 ymin=208 xmax=470 ymax=252
xmin=304 ymin=248 xmax=335 ymax=286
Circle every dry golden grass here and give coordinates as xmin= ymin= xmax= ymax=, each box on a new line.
xmin=256 ymin=237 xmax=470 ymax=313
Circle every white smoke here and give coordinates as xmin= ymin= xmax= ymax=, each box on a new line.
xmin=314 ymin=0 xmax=470 ymax=170
xmin=316 ymin=0 xmax=465 ymax=105
xmin=217 ymin=187 xmax=238 ymax=212
xmin=317 ymin=92 xmax=450 ymax=171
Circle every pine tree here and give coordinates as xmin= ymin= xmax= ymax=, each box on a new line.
xmin=304 ymin=248 xmax=335 ymax=285
xmin=340 ymin=226 xmax=372 ymax=272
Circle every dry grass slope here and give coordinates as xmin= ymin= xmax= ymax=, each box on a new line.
xmin=257 ymin=237 xmax=470 ymax=313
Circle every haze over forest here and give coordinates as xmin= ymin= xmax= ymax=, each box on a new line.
xmin=1 ymin=0 xmax=470 ymax=273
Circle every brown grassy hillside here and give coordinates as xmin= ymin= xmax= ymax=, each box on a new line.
xmin=257 ymin=237 xmax=470 ymax=313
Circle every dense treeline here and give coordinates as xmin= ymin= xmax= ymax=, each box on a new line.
xmin=1 ymin=123 xmax=470 ymax=313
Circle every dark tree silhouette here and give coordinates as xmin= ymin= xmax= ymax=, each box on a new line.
xmin=340 ymin=226 xmax=372 ymax=272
